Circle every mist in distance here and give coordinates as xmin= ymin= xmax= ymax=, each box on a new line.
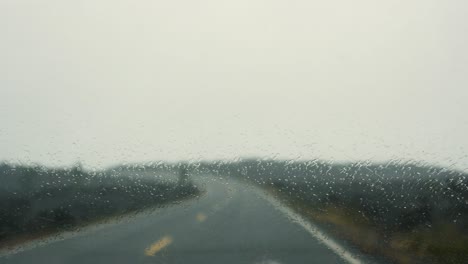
xmin=1 ymin=0 xmax=467 ymax=170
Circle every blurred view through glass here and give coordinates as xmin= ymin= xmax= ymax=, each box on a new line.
xmin=1 ymin=1 xmax=468 ymax=263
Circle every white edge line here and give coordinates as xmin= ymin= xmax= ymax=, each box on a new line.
xmin=0 ymin=197 xmax=199 ymax=258
xmin=255 ymin=188 xmax=364 ymax=264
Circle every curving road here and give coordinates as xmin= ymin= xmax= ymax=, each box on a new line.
xmin=1 ymin=176 xmax=360 ymax=264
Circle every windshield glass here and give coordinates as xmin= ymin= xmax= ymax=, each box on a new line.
xmin=1 ymin=1 xmax=467 ymax=264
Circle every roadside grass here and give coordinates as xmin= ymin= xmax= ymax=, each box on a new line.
xmin=0 ymin=163 xmax=203 ymax=251
xmin=268 ymin=186 xmax=468 ymax=264
xmin=0 ymin=187 xmax=203 ymax=252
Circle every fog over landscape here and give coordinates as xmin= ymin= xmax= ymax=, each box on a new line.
xmin=2 ymin=2 xmax=468 ymax=263
xmin=1 ymin=0 xmax=468 ymax=169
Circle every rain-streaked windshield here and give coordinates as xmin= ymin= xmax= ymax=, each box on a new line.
xmin=1 ymin=1 xmax=467 ymax=264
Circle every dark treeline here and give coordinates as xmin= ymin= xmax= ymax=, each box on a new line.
xmin=2 ymin=159 xmax=467 ymax=262
xmin=0 ymin=163 xmax=200 ymax=247
xmin=197 ymin=159 xmax=468 ymax=263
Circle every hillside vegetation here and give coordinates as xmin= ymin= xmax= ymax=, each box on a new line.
xmin=201 ymin=160 xmax=468 ymax=264
xmin=0 ymin=163 xmax=201 ymax=249
xmin=2 ymin=159 xmax=467 ymax=263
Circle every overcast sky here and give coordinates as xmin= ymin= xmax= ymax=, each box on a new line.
xmin=1 ymin=0 xmax=468 ymax=169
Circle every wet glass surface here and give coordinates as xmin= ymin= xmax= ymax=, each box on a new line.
xmin=1 ymin=1 xmax=468 ymax=263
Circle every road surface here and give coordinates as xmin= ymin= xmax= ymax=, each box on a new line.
xmin=1 ymin=176 xmax=361 ymax=264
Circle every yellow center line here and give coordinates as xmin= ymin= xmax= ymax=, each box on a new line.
xmin=196 ymin=212 xmax=207 ymax=222
xmin=144 ymin=236 xmax=173 ymax=256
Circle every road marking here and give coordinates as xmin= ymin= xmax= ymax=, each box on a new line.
xmin=144 ymin=236 xmax=173 ymax=256
xmin=196 ymin=212 xmax=207 ymax=222
xmin=0 ymin=197 xmax=198 ymax=258
xmin=255 ymin=190 xmax=364 ymax=264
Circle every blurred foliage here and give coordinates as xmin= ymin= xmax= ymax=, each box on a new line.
xmin=0 ymin=163 xmax=200 ymax=247
xmin=2 ymin=159 xmax=467 ymax=263
xmin=198 ymin=159 xmax=468 ymax=264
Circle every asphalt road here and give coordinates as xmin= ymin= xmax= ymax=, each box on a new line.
xmin=1 ymin=177 xmax=358 ymax=264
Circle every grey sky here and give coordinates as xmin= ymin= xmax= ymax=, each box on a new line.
xmin=1 ymin=0 xmax=468 ymax=169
